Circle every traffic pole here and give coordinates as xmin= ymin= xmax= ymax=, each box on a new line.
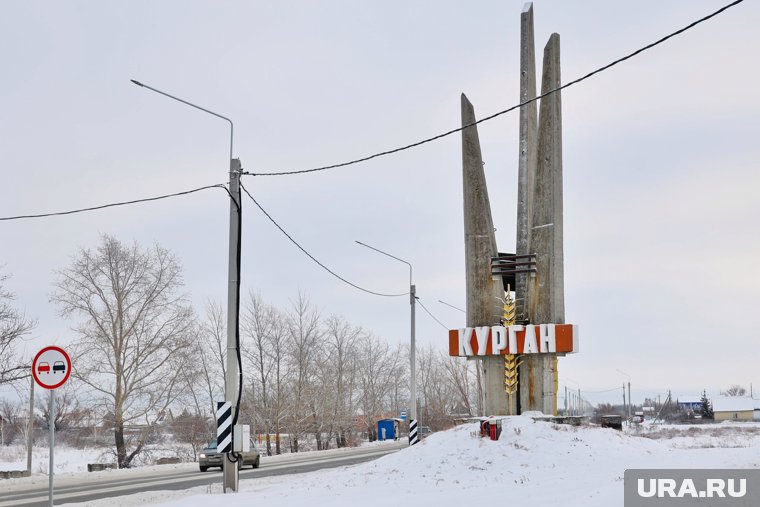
xmin=222 ymin=158 xmax=242 ymax=493
xmin=27 ymin=373 xmax=34 ymax=475
xmin=409 ymin=284 xmax=418 ymax=445
xmin=48 ymin=391 xmax=54 ymax=507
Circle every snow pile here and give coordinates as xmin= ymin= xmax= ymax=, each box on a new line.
xmin=36 ymin=417 xmax=760 ymax=506
xmin=148 ymin=415 xmax=731 ymax=507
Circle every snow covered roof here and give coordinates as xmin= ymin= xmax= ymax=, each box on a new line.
xmin=712 ymin=397 xmax=754 ymax=413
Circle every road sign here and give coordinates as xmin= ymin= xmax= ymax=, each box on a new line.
xmin=32 ymin=346 xmax=71 ymax=390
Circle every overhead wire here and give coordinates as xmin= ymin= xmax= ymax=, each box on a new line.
xmin=239 ymin=182 xmax=408 ymax=298
xmin=416 ymin=297 xmax=450 ymax=331
xmin=243 ymin=0 xmax=744 ymax=177
xmin=572 ymin=386 xmax=628 ymax=394
xmin=0 ymin=184 xmax=228 ymax=221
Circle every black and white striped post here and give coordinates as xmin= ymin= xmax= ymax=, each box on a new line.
xmin=216 ymin=401 xmax=232 ymax=453
xmin=408 ymin=418 xmax=419 ymax=445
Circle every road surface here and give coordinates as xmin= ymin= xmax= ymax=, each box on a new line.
xmin=1 ymin=442 xmax=406 ymax=506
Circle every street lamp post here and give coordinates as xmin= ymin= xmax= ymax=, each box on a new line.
xmin=355 ymin=241 xmax=419 ymax=445
xmin=131 ymin=80 xmax=242 ymax=492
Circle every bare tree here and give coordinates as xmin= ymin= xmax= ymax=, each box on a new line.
xmin=416 ymin=345 xmax=456 ymax=430
xmin=193 ymin=300 xmax=227 ymax=417
xmin=357 ymin=333 xmax=401 ymax=441
xmin=51 ymin=235 xmax=194 ymax=468
xmin=1 ymin=399 xmax=24 ymax=445
xmin=170 ymin=409 xmax=212 ymax=460
xmin=441 ymin=354 xmax=476 ymax=418
xmin=0 ymin=270 xmax=36 ymax=384
xmin=285 ymin=293 xmax=321 ymax=452
xmin=267 ymin=305 xmax=289 ymax=454
xmin=35 ymin=383 xmax=87 ymax=431
xmin=242 ymin=292 xmax=275 ymax=454
xmin=721 ymin=385 xmax=747 ymax=397
xmin=321 ymin=315 xmax=361 ymax=448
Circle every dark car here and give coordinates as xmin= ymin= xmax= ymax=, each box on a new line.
xmin=53 ymin=361 xmax=66 ymax=373
xmin=419 ymin=426 xmax=433 ymax=439
xmin=198 ymin=440 xmax=260 ymax=472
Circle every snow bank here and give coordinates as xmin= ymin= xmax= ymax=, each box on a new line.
xmin=41 ymin=418 xmax=760 ymax=507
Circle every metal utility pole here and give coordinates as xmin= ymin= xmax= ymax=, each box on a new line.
xmin=355 ymin=241 xmax=418 ymax=444
xmin=130 ymin=79 xmax=240 ymax=492
xmin=628 ymin=381 xmax=632 ymax=425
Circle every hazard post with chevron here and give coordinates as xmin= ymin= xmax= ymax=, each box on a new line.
xmin=217 ymin=401 xmax=233 ymax=454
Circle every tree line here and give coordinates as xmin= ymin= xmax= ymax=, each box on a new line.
xmin=1 ymin=235 xmax=480 ymax=467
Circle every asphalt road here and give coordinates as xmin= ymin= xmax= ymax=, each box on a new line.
xmin=0 ymin=442 xmax=406 ymax=507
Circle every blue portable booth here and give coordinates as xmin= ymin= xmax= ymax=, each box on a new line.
xmin=377 ymin=418 xmax=402 ymax=441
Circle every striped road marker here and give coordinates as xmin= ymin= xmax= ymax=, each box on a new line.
xmin=216 ymin=401 xmax=232 ymax=453
xmin=408 ymin=419 xmax=419 ymax=445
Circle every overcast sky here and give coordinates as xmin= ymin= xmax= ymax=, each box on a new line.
xmin=1 ymin=0 xmax=758 ymax=405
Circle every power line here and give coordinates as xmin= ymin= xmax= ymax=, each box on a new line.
xmin=438 ymin=299 xmax=465 ymax=313
xmin=416 ymin=297 xmax=450 ymax=331
xmin=574 ymin=386 xmax=626 ymax=394
xmin=244 ymin=0 xmax=743 ymax=177
xmin=239 ymin=183 xmax=408 ymax=298
xmin=0 ymin=184 xmax=228 ymax=222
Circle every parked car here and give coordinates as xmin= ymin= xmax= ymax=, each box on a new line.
xmin=198 ymin=440 xmax=260 ymax=472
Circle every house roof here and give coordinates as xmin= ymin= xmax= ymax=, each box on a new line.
xmin=712 ymin=396 xmax=755 ymax=412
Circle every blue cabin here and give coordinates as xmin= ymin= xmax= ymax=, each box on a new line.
xmin=377 ymin=418 xmax=402 ymax=441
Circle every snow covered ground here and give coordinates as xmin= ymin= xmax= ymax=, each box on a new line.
xmin=0 ymin=445 xmax=108 ymax=475
xmin=0 ymin=442 xmax=194 ymax=476
xmin=6 ymin=417 xmax=760 ymax=506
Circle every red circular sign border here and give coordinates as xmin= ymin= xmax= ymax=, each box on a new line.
xmin=32 ymin=346 xmax=71 ymax=390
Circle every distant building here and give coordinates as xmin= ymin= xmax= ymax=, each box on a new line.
xmin=754 ymin=399 xmax=760 ymax=421
xmin=677 ymin=397 xmax=702 ymax=413
xmin=712 ymin=397 xmax=754 ymax=422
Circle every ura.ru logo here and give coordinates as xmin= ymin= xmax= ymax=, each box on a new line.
xmin=637 ymin=478 xmax=746 ymax=499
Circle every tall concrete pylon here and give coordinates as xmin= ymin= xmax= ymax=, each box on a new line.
xmin=520 ymin=32 xmax=564 ymax=415
xmin=516 ymin=1 xmax=538 ymax=325
xmin=461 ymin=93 xmax=508 ymax=416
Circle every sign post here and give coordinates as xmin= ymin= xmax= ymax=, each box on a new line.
xmin=32 ymin=346 xmax=71 ymax=507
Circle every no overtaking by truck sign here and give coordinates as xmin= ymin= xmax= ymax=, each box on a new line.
xmin=32 ymin=346 xmax=71 ymax=390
